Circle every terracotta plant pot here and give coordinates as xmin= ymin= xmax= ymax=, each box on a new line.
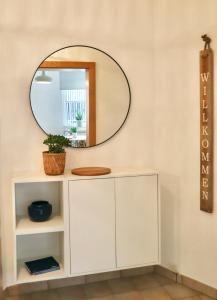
xmin=43 ymin=151 xmax=66 ymax=175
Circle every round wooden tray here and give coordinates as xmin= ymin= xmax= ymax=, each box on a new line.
xmin=71 ymin=167 xmax=111 ymax=176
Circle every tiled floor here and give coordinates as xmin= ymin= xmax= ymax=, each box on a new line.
xmin=3 ymin=273 xmax=215 ymax=300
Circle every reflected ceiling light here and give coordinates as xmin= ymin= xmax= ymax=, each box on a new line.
xmin=35 ymin=70 xmax=52 ymax=84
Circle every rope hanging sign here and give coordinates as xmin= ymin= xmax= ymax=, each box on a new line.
xmin=200 ymin=34 xmax=213 ymax=213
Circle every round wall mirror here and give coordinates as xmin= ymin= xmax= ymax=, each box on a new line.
xmin=30 ymin=45 xmax=131 ymax=148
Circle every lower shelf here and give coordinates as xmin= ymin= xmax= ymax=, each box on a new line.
xmin=17 ymin=258 xmax=65 ymax=284
xmin=16 ymin=232 xmax=66 ymax=284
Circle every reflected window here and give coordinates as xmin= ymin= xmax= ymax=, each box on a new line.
xmin=59 ymin=68 xmax=88 ymax=144
xmin=62 ymin=89 xmax=87 ymax=128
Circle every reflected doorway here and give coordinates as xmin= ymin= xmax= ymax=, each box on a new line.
xmin=34 ymin=61 xmax=96 ymax=147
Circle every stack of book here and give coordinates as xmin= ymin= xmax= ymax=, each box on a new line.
xmin=25 ymin=256 xmax=60 ymax=275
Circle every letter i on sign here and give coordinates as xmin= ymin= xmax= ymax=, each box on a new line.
xmin=200 ymin=35 xmax=213 ymax=213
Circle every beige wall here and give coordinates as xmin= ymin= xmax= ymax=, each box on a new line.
xmin=153 ymin=0 xmax=217 ymax=289
xmin=0 ymin=0 xmax=154 ymax=287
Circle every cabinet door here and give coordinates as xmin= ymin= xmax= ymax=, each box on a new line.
xmin=69 ymin=178 xmax=116 ymax=275
xmin=116 ymin=175 xmax=159 ymax=268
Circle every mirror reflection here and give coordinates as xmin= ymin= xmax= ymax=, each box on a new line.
xmin=30 ymin=46 xmax=131 ymax=147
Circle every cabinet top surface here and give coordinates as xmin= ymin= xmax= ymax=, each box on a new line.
xmin=12 ymin=168 xmax=158 ymax=183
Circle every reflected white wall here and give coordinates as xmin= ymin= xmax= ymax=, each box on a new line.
xmin=31 ymin=71 xmax=63 ymax=134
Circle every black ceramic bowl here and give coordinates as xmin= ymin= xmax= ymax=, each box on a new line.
xmin=28 ymin=201 xmax=52 ymax=222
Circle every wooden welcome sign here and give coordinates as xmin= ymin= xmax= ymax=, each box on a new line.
xmin=200 ymin=34 xmax=213 ymax=213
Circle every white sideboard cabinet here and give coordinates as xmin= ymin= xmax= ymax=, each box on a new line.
xmin=116 ymin=176 xmax=158 ymax=268
xmin=69 ymin=178 xmax=116 ymax=274
xmin=2 ymin=169 xmax=160 ymax=288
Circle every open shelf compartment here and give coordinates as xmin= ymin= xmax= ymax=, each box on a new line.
xmin=15 ymin=181 xmax=64 ymax=235
xmin=16 ymin=232 xmax=66 ymax=283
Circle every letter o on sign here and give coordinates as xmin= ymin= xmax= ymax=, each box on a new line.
xmin=202 ymin=139 xmax=209 ymax=148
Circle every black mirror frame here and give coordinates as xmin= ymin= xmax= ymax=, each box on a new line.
xmin=29 ymin=45 xmax=131 ymax=148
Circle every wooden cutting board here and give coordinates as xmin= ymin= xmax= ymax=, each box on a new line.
xmin=71 ymin=167 xmax=111 ymax=176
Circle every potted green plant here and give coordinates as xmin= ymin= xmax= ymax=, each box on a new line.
xmin=70 ymin=126 xmax=77 ymax=133
xmin=75 ymin=112 xmax=83 ymax=127
xmin=43 ymin=134 xmax=71 ymax=175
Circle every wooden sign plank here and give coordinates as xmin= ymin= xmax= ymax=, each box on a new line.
xmin=200 ymin=46 xmax=213 ymax=213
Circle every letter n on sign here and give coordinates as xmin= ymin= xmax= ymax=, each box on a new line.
xmin=200 ymin=35 xmax=213 ymax=213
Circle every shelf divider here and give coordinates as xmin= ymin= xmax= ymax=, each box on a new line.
xmin=16 ymin=216 xmax=64 ymax=235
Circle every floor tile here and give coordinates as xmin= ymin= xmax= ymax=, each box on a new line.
xmin=141 ymin=286 xmax=172 ymax=300
xmin=86 ymin=295 xmax=114 ymax=300
xmin=30 ymin=289 xmax=59 ymax=300
xmin=120 ymin=267 xmax=154 ymax=277
xmin=4 ymin=296 xmax=29 ymax=300
xmin=57 ymin=285 xmax=86 ymax=300
xmin=48 ymin=276 xmax=85 ymax=289
xmin=108 ymin=277 xmax=135 ymax=294
xmin=154 ymin=266 xmax=177 ymax=282
xmin=163 ymin=283 xmax=198 ymax=299
xmin=2 ymin=273 xmax=215 ymax=300
xmin=180 ymin=295 xmax=215 ymax=300
xmin=84 ymin=281 xmax=113 ymax=298
xmin=141 ymin=287 xmax=172 ymax=300
xmin=86 ymin=271 xmax=120 ymax=284
xmin=150 ymin=274 xmax=175 ymax=286
xmin=108 ymin=278 xmax=143 ymax=300
xmin=181 ymin=276 xmax=217 ymax=299
xmin=7 ymin=282 xmax=48 ymax=296
xmin=113 ymin=290 xmax=143 ymax=300
xmin=132 ymin=274 xmax=160 ymax=290
xmin=199 ymin=295 xmax=216 ymax=300
xmin=94 ymin=297 xmax=114 ymax=300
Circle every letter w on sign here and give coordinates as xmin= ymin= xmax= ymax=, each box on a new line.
xmin=200 ymin=40 xmax=213 ymax=213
